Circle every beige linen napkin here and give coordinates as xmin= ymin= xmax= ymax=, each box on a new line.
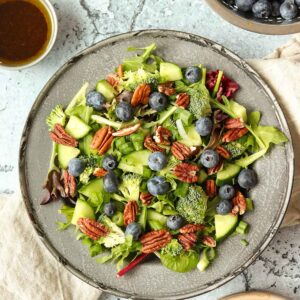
xmin=247 ymin=34 xmax=300 ymax=227
xmin=1 ymin=35 xmax=300 ymax=300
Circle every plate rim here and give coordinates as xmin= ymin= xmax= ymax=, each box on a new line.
xmin=18 ymin=29 xmax=294 ymax=300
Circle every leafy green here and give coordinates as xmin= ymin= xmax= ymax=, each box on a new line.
xmin=56 ymin=205 xmax=75 ymax=231
xmin=147 ymin=209 xmax=168 ymax=230
xmin=66 ymin=105 xmax=93 ymax=124
xmin=159 ymin=250 xmax=200 ymax=273
xmin=100 ymin=216 xmax=126 ymax=248
xmin=175 ymin=81 xmax=211 ymax=119
xmin=161 ymin=239 xmax=183 ymax=257
xmin=46 ymin=105 xmax=66 ymax=130
xmin=121 ymin=69 xmax=160 ymax=91
xmin=176 ymin=186 xmax=208 ymax=224
xmin=248 ymin=111 xmax=261 ymax=128
xmin=80 ymin=235 xmax=104 ymax=257
xmin=254 ymin=125 xmax=288 ymax=148
xmin=65 ymin=82 xmax=89 ymax=115
xmin=144 ymin=105 xmax=178 ymax=129
xmin=122 ymin=43 xmax=157 ymax=72
xmin=118 ymin=173 xmax=142 ymax=201
xmin=97 ymin=235 xmax=142 ymax=270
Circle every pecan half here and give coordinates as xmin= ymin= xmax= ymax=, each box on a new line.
xmin=49 ymin=124 xmax=78 ymax=147
xmin=112 ymin=123 xmax=141 ymax=137
xmin=93 ymin=167 xmax=108 ymax=177
xmin=117 ymin=64 xmax=123 ymax=78
xmin=222 ymin=127 xmax=248 ymax=143
xmin=175 ymin=93 xmax=190 ymax=109
xmin=90 ymin=126 xmax=114 ymax=155
xmin=106 ymin=73 xmax=119 ymax=88
xmin=140 ymin=230 xmax=172 ymax=254
xmin=202 ymin=235 xmax=216 ymax=248
xmin=124 ymin=200 xmax=139 ymax=226
xmin=77 ymin=217 xmax=109 ymax=240
xmin=144 ymin=135 xmax=165 ymax=152
xmin=131 ymin=84 xmax=151 ymax=106
xmin=140 ymin=192 xmax=153 ymax=206
xmin=63 ymin=170 xmax=76 ymax=198
xmin=178 ymin=233 xmax=197 ymax=250
xmin=173 ymin=163 xmax=199 ymax=183
xmin=207 ymin=159 xmax=224 ymax=175
xmin=171 ymin=141 xmax=192 ymax=160
xmin=232 ymin=191 xmax=247 ymax=215
xmin=158 ymin=82 xmax=176 ymax=96
xmin=216 ymin=145 xmax=231 ymax=159
xmin=153 ymin=126 xmax=172 ymax=145
xmin=179 ymin=224 xmax=205 ymax=234
xmin=224 ymin=118 xmax=245 ymax=129
xmin=205 ymin=179 xmax=217 ymax=198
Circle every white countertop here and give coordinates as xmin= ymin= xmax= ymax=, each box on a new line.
xmin=0 ymin=0 xmax=299 ymax=299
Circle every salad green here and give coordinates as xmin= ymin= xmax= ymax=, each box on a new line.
xmin=42 ymin=43 xmax=288 ymax=276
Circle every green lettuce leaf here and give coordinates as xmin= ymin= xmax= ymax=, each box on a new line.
xmin=56 ymin=205 xmax=75 ymax=231
xmin=159 ymin=250 xmax=200 ymax=273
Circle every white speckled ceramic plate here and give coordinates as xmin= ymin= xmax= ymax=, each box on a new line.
xmin=19 ymin=30 xmax=294 ymax=299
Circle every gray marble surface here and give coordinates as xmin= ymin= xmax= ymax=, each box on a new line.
xmin=0 ymin=0 xmax=299 ymax=299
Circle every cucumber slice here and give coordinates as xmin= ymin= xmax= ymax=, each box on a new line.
xmin=160 ymin=62 xmax=183 ymax=82
xmin=229 ymin=100 xmax=247 ymax=122
xmin=216 ymin=163 xmax=241 ymax=186
xmin=215 ymin=214 xmax=238 ymax=241
xmin=118 ymin=150 xmax=151 ymax=175
xmin=79 ymin=134 xmax=98 ymax=156
xmin=179 ymin=125 xmax=202 ymax=147
xmin=71 ymin=199 xmax=95 ymax=225
xmin=57 ymin=144 xmax=80 ymax=169
xmin=65 ymin=115 xmax=91 ymax=139
xmin=96 ymin=80 xmax=117 ymax=101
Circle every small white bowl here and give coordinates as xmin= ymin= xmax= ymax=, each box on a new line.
xmin=0 ymin=0 xmax=58 ymax=71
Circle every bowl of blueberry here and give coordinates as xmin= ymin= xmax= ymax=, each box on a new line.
xmin=206 ymin=0 xmax=300 ymax=34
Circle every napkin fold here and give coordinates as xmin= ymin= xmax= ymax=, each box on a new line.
xmin=1 ymin=35 xmax=300 ymax=299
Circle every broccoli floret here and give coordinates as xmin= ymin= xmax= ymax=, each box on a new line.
xmin=118 ymin=173 xmax=142 ymax=201
xmin=121 ymin=68 xmax=160 ymax=91
xmin=79 ymin=167 xmax=94 ymax=184
xmin=161 ymin=239 xmax=183 ymax=257
xmin=176 ymin=186 xmax=208 ymax=224
xmin=100 ymin=216 xmax=125 ymax=248
xmin=224 ymin=141 xmax=246 ymax=158
xmin=176 ymin=81 xmax=211 ymax=119
xmin=46 ymin=105 xmax=66 ymax=130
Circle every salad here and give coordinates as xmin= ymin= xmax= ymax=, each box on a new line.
xmin=42 ymin=43 xmax=288 ymax=275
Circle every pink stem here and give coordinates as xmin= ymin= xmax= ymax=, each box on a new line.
xmin=117 ymin=253 xmax=149 ymax=278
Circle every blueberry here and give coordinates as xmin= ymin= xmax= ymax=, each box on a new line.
xmin=147 ymin=176 xmax=170 ymax=196
xmin=115 ymin=101 xmax=134 ymax=121
xmin=116 ymin=90 xmax=133 ymax=103
xmin=103 ymin=201 xmax=116 ymax=216
xmin=216 ymin=199 xmax=232 ymax=215
xmin=103 ymin=171 xmax=119 ymax=193
xmin=185 ymin=66 xmax=202 ymax=83
xmin=148 ymin=152 xmax=168 ymax=171
xmin=252 ymin=0 xmax=272 ymax=18
xmin=271 ymin=1 xmax=281 ymax=17
xmin=238 ymin=169 xmax=258 ymax=189
xmin=125 ymin=222 xmax=142 ymax=241
xmin=102 ymin=155 xmax=118 ymax=171
xmin=219 ymin=184 xmax=235 ymax=200
xmin=235 ymin=0 xmax=256 ymax=12
xmin=200 ymin=149 xmax=219 ymax=169
xmin=68 ymin=158 xmax=86 ymax=177
xmin=280 ymin=0 xmax=298 ymax=20
xmin=195 ymin=117 xmax=213 ymax=136
xmin=86 ymin=91 xmax=106 ymax=111
xmin=295 ymin=0 xmax=300 ymax=7
xmin=167 ymin=215 xmax=183 ymax=230
xmin=149 ymin=92 xmax=168 ymax=112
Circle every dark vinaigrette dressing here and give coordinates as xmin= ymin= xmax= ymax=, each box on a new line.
xmin=0 ymin=0 xmax=52 ymax=66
